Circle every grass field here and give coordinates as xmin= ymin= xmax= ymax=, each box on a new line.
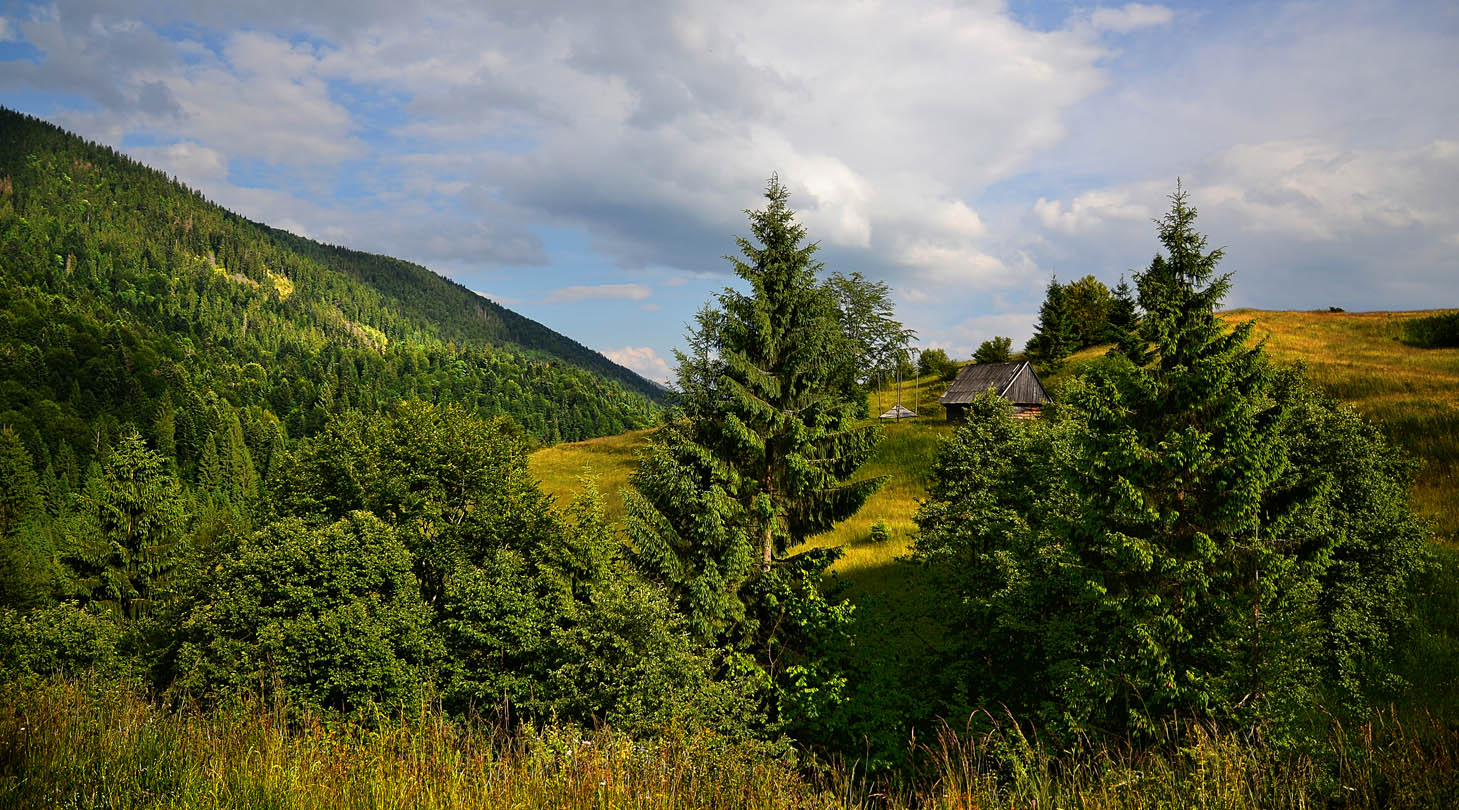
xmin=528 ymin=379 xmax=955 ymax=587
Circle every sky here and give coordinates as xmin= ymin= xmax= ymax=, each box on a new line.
xmin=1 ymin=0 xmax=1456 ymax=385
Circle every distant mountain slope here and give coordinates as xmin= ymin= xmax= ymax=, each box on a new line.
xmin=259 ymin=226 xmax=663 ymax=400
xmin=0 ymin=108 xmax=659 ymax=468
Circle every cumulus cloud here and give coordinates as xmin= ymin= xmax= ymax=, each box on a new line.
xmin=545 ymin=283 xmax=653 ymax=303
xmin=1089 ymin=4 xmax=1174 ymax=33
xmin=603 ymin=345 xmax=673 ymax=384
xmin=2 ymin=0 xmax=1454 ymax=368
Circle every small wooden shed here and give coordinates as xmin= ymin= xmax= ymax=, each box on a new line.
xmin=940 ymin=361 xmax=1050 ymax=423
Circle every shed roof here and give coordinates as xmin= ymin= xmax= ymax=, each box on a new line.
xmin=940 ymin=361 xmax=1049 ymax=406
xmin=878 ymin=403 xmax=917 ymax=420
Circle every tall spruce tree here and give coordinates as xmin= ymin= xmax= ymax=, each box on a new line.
xmin=626 ymin=177 xmax=885 ymax=639
xmin=1025 ymin=276 xmax=1075 ymax=371
xmin=1052 ymin=184 xmax=1292 ymax=733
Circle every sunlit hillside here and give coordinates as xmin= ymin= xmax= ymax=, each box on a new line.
xmin=532 ymin=309 xmax=1459 ymax=566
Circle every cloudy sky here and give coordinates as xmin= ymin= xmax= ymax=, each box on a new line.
xmin=2 ymin=0 xmax=1455 ymax=384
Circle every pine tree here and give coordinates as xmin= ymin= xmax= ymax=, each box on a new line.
xmin=0 ymin=426 xmax=41 ymax=537
xmin=627 ymin=177 xmax=884 ymax=639
xmin=67 ymin=429 xmax=189 ymax=621
xmin=1025 ymin=276 xmax=1074 ymax=371
xmin=1104 ymin=275 xmax=1143 ymax=362
xmin=1055 ymin=184 xmax=1290 ymax=732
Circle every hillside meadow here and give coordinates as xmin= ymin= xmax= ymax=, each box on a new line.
xmin=532 ymin=308 xmax=1459 ymax=576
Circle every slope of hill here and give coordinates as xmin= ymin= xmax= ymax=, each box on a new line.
xmin=0 ymin=108 xmax=659 ymax=468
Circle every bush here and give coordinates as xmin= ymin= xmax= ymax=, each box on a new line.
xmin=176 ymin=512 xmax=441 ymax=714
xmin=1402 ymin=312 xmax=1459 ymax=348
xmin=869 ymin=521 xmax=892 ymax=543
xmin=0 ymin=602 xmax=135 ymax=680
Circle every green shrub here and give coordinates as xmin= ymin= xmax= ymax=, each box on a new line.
xmin=1402 ymin=311 xmax=1459 ymax=347
xmin=0 ymin=602 xmax=134 ymax=680
xmin=868 ymin=521 xmax=892 ymax=543
xmin=176 ymin=511 xmax=440 ymax=714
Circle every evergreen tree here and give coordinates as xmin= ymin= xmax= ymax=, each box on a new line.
xmin=1025 ymin=277 xmax=1074 ymax=371
xmin=1104 ymin=275 xmax=1143 ymax=362
xmin=627 ymin=177 xmax=885 ymax=637
xmin=67 ymin=429 xmax=189 ymax=621
xmin=915 ymin=185 xmax=1423 ymax=738
xmin=0 ymin=426 xmax=41 ymax=537
xmin=1050 ymin=185 xmax=1292 ymax=733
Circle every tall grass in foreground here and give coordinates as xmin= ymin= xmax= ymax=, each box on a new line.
xmin=4 ymin=679 xmax=1457 ymax=810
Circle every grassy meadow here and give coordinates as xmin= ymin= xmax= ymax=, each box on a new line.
xmin=5 ymin=678 xmax=1457 ymax=810
xmin=529 ymin=377 xmax=957 ymax=589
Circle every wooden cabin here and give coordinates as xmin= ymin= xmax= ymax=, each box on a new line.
xmin=939 ymin=361 xmax=1050 ymax=422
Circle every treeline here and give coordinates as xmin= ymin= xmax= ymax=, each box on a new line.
xmin=1025 ymin=273 xmax=1141 ymax=369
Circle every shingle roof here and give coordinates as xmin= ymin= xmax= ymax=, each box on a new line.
xmin=939 ymin=361 xmax=1049 ymax=406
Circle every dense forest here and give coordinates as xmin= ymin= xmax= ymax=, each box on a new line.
xmin=2 ymin=116 xmax=1455 ymax=808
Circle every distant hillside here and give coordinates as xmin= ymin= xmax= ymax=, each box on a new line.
xmin=0 ymin=108 xmax=661 ymax=474
xmin=258 ymin=226 xmax=663 ymax=401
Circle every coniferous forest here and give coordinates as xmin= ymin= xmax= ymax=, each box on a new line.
xmin=2 ymin=111 xmax=1457 ymax=808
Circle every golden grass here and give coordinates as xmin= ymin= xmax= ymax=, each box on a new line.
xmin=528 ymin=428 xmax=653 ymax=526
xmin=6 ymin=678 xmax=1457 ymax=810
xmin=527 ymin=381 xmax=954 ymax=587
xmin=1227 ymin=309 xmax=1459 ymax=541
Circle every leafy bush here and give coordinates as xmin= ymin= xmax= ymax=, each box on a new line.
xmin=0 ymin=602 xmax=134 ymax=680
xmin=1402 ymin=311 xmax=1459 ymax=347
xmin=176 ymin=512 xmax=440 ymax=714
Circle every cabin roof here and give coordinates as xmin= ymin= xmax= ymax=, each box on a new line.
xmin=939 ymin=361 xmax=1050 ymax=406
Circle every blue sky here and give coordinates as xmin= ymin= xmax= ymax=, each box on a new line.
xmin=1 ymin=0 xmax=1456 ymax=384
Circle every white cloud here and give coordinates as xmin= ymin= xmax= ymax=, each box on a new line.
xmin=0 ymin=17 xmax=16 ymax=42
xmin=1035 ymin=189 xmax=1153 ymax=235
xmin=544 ymin=283 xmax=653 ymax=303
xmin=1089 ymin=4 xmax=1174 ymax=33
xmin=603 ymin=345 xmax=673 ymax=384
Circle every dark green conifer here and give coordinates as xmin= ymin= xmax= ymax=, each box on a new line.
xmin=627 ymin=177 xmax=884 ymax=639
xmin=1025 ymin=276 xmax=1074 ymax=371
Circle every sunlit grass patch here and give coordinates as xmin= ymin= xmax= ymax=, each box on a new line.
xmin=528 ymin=428 xmax=652 ymax=525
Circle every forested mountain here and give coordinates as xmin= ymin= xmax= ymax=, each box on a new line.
xmin=0 ymin=108 xmax=660 ymax=477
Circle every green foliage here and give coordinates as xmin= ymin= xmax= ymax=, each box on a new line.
xmin=972 ymin=336 xmax=1012 ymax=365
xmin=1063 ymin=274 xmax=1112 ymax=348
xmin=629 ymin=177 xmax=884 ymax=632
xmin=1104 ymin=275 xmax=1144 ymax=362
xmin=64 ymin=429 xmax=189 ymax=622
xmin=868 ymin=520 xmax=892 ymax=543
xmin=917 ymin=348 xmax=958 ymax=381
xmin=274 ymin=401 xmax=558 ymax=604
xmin=1402 ymin=311 xmax=1459 ymax=347
xmin=826 ymin=271 xmax=916 ymax=386
xmin=1024 ymin=277 xmax=1075 ymax=371
xmin=915 ymin=187 xmax=1427 ymax=740
xmin=177 ymin=511 xmax=440 ymax=713
xmin=0 ymin=603 xmax=134 ymax=680
xmin=626 ymin=178 xmax=881 ymax=743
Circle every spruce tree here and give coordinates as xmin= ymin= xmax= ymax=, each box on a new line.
xmin=1104 ymin=274 xmax=1143 ymax=362
xmin=627 ymin=177 xmax=884 ymax=639
xmin=1025 ymin=276 xmax=1074 ymax=371
xmin=67 ymin=429 xmax=189 ymax=621
xmin=1055 ymin=185 xmax=1291 ymax=732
